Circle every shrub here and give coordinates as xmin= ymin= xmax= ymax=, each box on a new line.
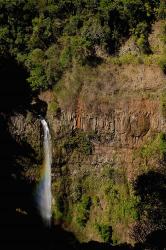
xmin=95 ymin=224 xmax=112 ymax=243
xmin=52 ymin=196 xmax=64 ymax=221
xmin=140 ymin=132 xmax=166 ymax=159
xmin=158 ymin=56 xmax=166 ymax=74
xmin=158 ymin=0 xmax=166 ymax=19
xmin=27 ymin=65 xmax=48 ymax=91
xmin=76 ymin=195 xmax=91 ymax=227
xmin=103 ymin=176 xmax=140 ymax=225
xmin=59 ymin=46 xmax=72 ymax=68
xmin=81 ymin=16 xmax=110 ymax=45
xmin=64 ymin=130 xmax=92 ymax=155
xmin=160 ymin=91 xmax=166 ymax=117
xmin=63 ymin=15 xmax=83 ymax=36
xmin=134 ymin=22 xmax=151 ymax=54
xmin=70 ymin=35 xmax=94 ymax=65
xmin=48 ymin=100 xmax=59 ymax=113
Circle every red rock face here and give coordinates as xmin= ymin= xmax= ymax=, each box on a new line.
xmin=47 ymin=64 xmax=165 ymax=147
xmin=45 ymin=65 xmax=165 ymax=182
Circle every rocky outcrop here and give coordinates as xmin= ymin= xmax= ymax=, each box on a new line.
xmin=6 ymin=112 xmax=42 ymax=182
xmin=8 ymin=113 xmax=41 ymax=157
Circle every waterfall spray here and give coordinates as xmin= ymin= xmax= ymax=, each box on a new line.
xmin=36 ymin=118 xmax=52 ymax=226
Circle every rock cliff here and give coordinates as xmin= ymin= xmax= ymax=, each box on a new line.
xmin=4 ymin=53 xmax=165 ymax=247
xmin=38 ymin=61 xmax=166 ymax=244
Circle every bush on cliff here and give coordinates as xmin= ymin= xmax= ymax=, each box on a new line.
xmin=76 ymin=195 xmax=91 ymax=227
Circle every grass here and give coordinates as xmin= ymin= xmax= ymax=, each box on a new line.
xmin=53 ymin=63 xmax=87 ymax=108
xmin=132 ymin=131 xmax=166 ymax=175
xmin=140 ymin=132 xmax=166 ymax=159
xmin=76 ymin=195 xmax=91 ymax=228
xmin=52 ymin=196 xmax=64 ymax=221
xmin=81 ymin=167 xmax=138 ymax=238
xmin=107 ymin=52 xmax=166 ymax=70
xmin=108 ymin=53 xmax=142 ymax=65
xmin=104 ymin=181 xmax=139 ymax=224
xmin=48 ymin=100 xmax=59 ymax=113
xmin=95 ymin=224 xmax=112 ymax=243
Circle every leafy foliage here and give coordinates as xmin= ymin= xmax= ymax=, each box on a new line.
xmin=140 ymin=133 xmax=166 ymax=159
xmin=52 ymin=195 xmax=64 ymax=221
xmin=76 ymin=195 xmax=91 ymax=227
xmin=104 ymin=180 xmax=140 ymax=224
xmin=64 ymin=130 xmax=92 ymax=155
xmin=0 ymin=0 xmax=162 ymax=90
xmin=95 ymin=224 xmax=112 ymax=243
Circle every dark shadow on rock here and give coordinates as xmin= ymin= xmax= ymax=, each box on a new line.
xmin=85 ymin=56 xmax=104 ymax=67
xmin=0 ymin=57 xmax=77 ymax=250
xmin=133 ymin=170 xmax=166 ymax=249
xmin=80 ymin=241 xmax=133 ymax=250
xmin=0 ymin=114 xmax=42 ymax=246
xmin=144 ymin=229 xmax=166 ymax=250
xmin=30 ymin=97 xmax=47 ymax=117
xmin=134 ymin=171 xmax=166 ymax=225
xmin=81 ymin=241 xmax=111 ymax=250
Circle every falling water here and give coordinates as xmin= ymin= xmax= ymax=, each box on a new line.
xmin=36 ymin=118 xmax=52 ymax=226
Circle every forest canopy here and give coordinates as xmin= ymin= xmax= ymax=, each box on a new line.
xmin=0 ymin=0 xmax=165 ymax=90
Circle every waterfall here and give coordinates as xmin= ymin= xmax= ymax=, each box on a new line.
xmin=36 ymin=118 xmax=52 ymax=226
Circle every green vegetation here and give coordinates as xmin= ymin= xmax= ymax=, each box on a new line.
xmin=95 ymin=224 xmax=112 ymax=243
xmin=53 ymin=63 xmax=85 ymax=107
xmin=133 ymin=131 xmax=166 ymax=174
xmin=158 ymin=0 xmax=166 ymax=19
xmin=103 ymin=179 xmax=139 ymax=225
xmin=159 ymin=55 xmax=166 ymax=73
xmin=53 ymin=161 xmax=140 ymax=243
xmin=76 ymin=195 xmax=91 ymax=227
xmin=108 ymin=53 xmax=142 ymax=65
xmin=48 ymin=100 xmax=59 ymax=113
xmin=64 ymin=130 xmax=92 ymax=155
xmin=0 ymin=0 xmax=163 ymax=91
xmin=161 ymin=90 xmax=166 ymax=117
xmin=140 ymin=132 xmax=166 ymax=159
xmin=52 ymin=179 xmax=65 ymax=221
xmin=52 ymin=195 xmax=64 ymax=221
xmin=158 ymin=23 xmax=166 ymax=73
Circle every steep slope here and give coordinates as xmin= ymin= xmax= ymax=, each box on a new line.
xmin=0 ymin=18 xmax=165 ymax=249
xmin=38 ymin=22 xmax=166 ymax=245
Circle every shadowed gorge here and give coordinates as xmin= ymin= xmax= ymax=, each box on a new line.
xmin=132 ymin=171 xmax=166 ymax=248
xmin=0 ymin=57 xmax=32 ymax=113
xmin=0 ymin=59 xmax=40 ymax=248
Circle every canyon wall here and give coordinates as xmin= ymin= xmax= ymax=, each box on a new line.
xmin=5 ymin=21 xmax=165 ymax=246
xmin=38 ymin=63 xmax=166 ymax=244
xmin=7 ymin=60 xmax=166 ymax=245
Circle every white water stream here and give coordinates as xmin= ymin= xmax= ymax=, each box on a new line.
xmin=37 ymin=119 xmax=52 ymax=226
